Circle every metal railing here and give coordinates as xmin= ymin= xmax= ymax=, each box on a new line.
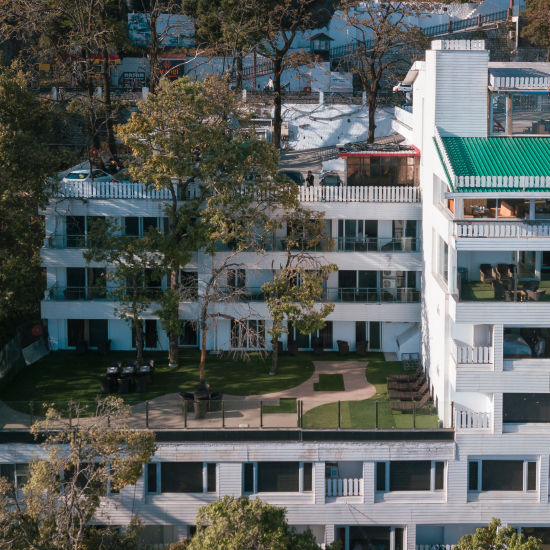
xmin=1 ymin=398 xmax=441 ymax=431
xmin=45 ymin=286 xmax=163 ymax=301
xmin=298 ymin=185 xmax=420 ymax=203
xmin=234 ymin=287 xmax=420 ymax=303
xmin=336 ymin=237 xmax=421 ymax=252
xmin=326 ymin=477 xmax=362 ymax=497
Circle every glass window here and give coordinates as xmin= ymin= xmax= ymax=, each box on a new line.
xmin=435 ymin=462 xmax=444 ymax=490
xmin=376 ymin=462 xmax=386 ymax=491
xmin=504 ymin=394 xmax=550 ymax=423
xmin=67 ymin=319 xmax=85 ymax=347
xmin=88 ymin=320 xmax=108 ymax=348
xmin=243 ymin=463 xmax=254 ymax=493
xmin=160 ymin=462 xmax=203 ymax=493
xmin=349 ymin=527 xmax=391 ymax=550
xmin=468 ymin=461 xmax=479 ymax=491
xmin=257 ymin=462 xmax=299 ymax=492
xmin=389 ymin=461 xmax=431 ymax=491
xmin=207 ymin=463 xmax=216 ymax=493
xmin=527 ymin=462 xmax=537 ymax=491
xmin=482 ymin=460 xmax=523 ymax=491
xmin=369 ymin=322 xmax=381 ymax=350
xmin=147 ymin=464 xmax=157 ymax=493
xmin=142 ymin=217 xmax=158 ymax=233
xmin=303 ymin=463 xmax=312 ymax=492
xmin=124 ymin=217 xmax=140 ymax=237
xmin=179 ymin=321 xmax=198 ymax=346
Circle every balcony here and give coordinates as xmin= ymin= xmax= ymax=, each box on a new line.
xmin=455 ymin=343 xmax=493 ymax=365
xmin=298 ymin=185 xmax=420 ymax=203
xmin=326 ymin=477 xmax=362 ymax=498
xmin=336 ymin=237 xmax=421 ymax=252
xmin=45 ymin=286 xmax=163 ymax=301
xmin=458 ymin=278 xmax=550 ymax=302
xmin=455 ymin=220 xmax=550 ymax=238
xmin=236 ymin=287 xmax=420 ymax=304
xmin=453 ymin=404 xmax=491 ymax=431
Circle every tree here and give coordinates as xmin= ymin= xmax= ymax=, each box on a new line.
xmin=456 ymin=518 xmax=542 ymax=550
xmin=0 ymin=396 xmax=156 ymax=550
xmin=521 ymin=0 xmax=550 ymax=61
xmin=117 ymin=75 xmax=296 ymax=370
xmin=0 ymin=64 xmax=61 ymax=339
xmin=251 ymin=0 xmax=335 ymax=148
xmin=262 ymin=207 xmax=336 ymax=375
xmin=337 ymin=0 xmax=429 ymax=143
xmin=84 ymin=218 xmax=163 ymax=365
xmin=186 ymin=496 xmax=342 ymax=550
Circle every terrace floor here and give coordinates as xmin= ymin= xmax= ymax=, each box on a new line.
xmin=0 ymin=350 xmax=439 ymax=430
xmin=460 ymin=273 xmax=550 ymax=301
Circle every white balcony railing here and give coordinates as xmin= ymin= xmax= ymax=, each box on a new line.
xmin=455 ymin=221 xmax=550 ymax=238
xmin=455 ymin=344 xmax=492 ymax=364
xmin=299 ymin=186 xmax=420 ymax=203
xmin=417 ymin=545 xmax=454 ymax=550
xmin=326 ymin=477 xmax=362 ymax=497
xmin=454 ymin=405 xmax=491 ymax=430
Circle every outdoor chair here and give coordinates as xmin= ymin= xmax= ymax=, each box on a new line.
xmin=388 ymin=375 xmax=426 ymax=392
xmin=493 ymin=264 xmax=510 ymax=281
xmin=135 ymin=375 xmax=148 ymax=393
xmin=522 ymin=280 xmax=539 ymax=292
xmin=337 ymin=340 xmax=349 ymax=355
xmin=208 ymin=392 xmax=223 ymax=412
xmin=100 ymin=377 xmax=110 ymax=394
xmin=389 ymin=380 xmax=428 ymax=401
xmin=390 ymin=391 xmax=431 ymax=411
xmin=178 ymin=392 xmax=194 ymax=413
xmin=527 ymin=289 xmax=546 ymax=301
xmin=117 ymin=377 xmax=129 ymax=394
xmin=356 ymin=340 xmax=368 ymax=356
xmin=386 ymin=365 xmax=423 ymax=383
xmin=479 ymin=264 xmax=493 ymax=283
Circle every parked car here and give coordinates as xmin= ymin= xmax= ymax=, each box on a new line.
xmin=278 ymin=170 xmax=305 ymax=186
xmin=62 ymin=169 xmax=115 ymax=183
xmin=319 ymin=172 xmax=343 ymax=187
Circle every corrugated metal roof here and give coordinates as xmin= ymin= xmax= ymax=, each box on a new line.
xmin=441 ymin=137 xmax=550 ymax=177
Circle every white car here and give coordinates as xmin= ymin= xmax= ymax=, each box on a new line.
xmin=62 ymin=169 xmax=114 ymax=183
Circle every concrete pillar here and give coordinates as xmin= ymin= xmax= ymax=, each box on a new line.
xmin=314 ymin=462 xmax=325 ymax=504
xmin=363 ymin=461 xmax=374 ymax=504
xmin=406 ymin=524 xmax=416 ymax=550
xmin=493 ymin=324 xmax=503 ymax=372
xmin=493 ymin=392 xmax=503 ymax=434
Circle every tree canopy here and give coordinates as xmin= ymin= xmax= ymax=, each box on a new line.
xmin=521 ymin=0 xmax=550 ymax=61
xmin=456 ymin=519 xmax=542 ymax=550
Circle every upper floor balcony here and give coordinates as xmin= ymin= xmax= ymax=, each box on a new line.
xmin=52 ymin=180 xmax=420 ymax=204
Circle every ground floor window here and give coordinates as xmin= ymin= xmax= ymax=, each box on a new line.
xmin=288 ymin=321 xmax=333 ymax=350
xmin=178 ymin=321 xmax=198 ymax=346
xmin=355 ymin=321 xmax=381 ymax=350
xmin=230 ymin=320 xmax=265 ymax=349
xmin=132 ymin=320 xmax=158 ymax=349
xmin=468 ymin=459 xmax=536 ymax=492
xmin=67 ymin=319 xmax=108 ymax=348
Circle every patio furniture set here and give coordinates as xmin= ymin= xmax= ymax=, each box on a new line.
xmin=178 ymin=390 xmax=223 ymax=419
xmin=387 ymin=359 xmax=431 ymax=411
xmin=479 ymin=263 xmax=546 ymax=301
xmin=100 ymin=359 xmax=154 ymax=394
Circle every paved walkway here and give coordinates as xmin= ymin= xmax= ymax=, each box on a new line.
xmin=0 ymin=360 xmax=375 ymax=430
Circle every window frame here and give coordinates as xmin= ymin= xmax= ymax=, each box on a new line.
xmin=146 ymin=462 xmax=217 ymax=495
xmin=375 ymin=461 xmax=445 ymax=493
xmin=242 ymin=462 xmax=313 ymax=495
xmin=467 ymin=459 xmax=538 ymax=493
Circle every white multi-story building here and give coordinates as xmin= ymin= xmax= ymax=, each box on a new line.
xmin=2 ymin=39 xmax=550 ymax=550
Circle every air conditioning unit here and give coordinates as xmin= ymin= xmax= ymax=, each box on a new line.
xmin=383 ymin=270 xmax=393 ymax=277
xmin=383 ymin=278 xmax=397 ymax=289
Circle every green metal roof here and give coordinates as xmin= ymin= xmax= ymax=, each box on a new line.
xmin=435 ymin=136 xmax=550 ymax=192
xmin=442 ymin=137 xmax=550 ymax=176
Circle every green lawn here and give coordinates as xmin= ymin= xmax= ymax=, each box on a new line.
xmin=262 ymin=398 xmax=297 ymax=414
xmin=0 ymin=349 xmax=316 ymax=407
xmin=313 ymin=373 xmax=345 ymax=391
xmin=302 ymin=354 xmax=439 ymax=429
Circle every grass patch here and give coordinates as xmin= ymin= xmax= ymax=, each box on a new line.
xmin=313 ymin=373 xmax=345 ymax=391
xmin=0 ymin=349 xmax=317 ymax=409
xmin=262 ymin=398 xmax=297 ymax=414
xmin=302 ymin=353 xmax=439 ymax=429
